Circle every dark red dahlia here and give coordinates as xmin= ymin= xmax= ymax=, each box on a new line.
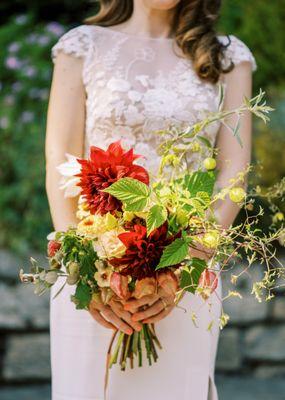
xmin=76 ymin=141 xmax=149 ymax=215
xmin=109 ymin=222 xmax=177 ymax=280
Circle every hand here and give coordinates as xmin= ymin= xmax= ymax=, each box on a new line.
xmin=124 ymin=287 xmax=175 ymax=324
xmin=89 ymin=297 xmax=143 ymax=335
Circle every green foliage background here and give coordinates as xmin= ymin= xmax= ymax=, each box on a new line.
xmin=0 ymin=1 xmax=284 ymax=253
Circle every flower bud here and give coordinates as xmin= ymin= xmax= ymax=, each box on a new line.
xmin=47 ymin=240 xmax=61 ymax=257
xmin=110 ymin=272 xmax=130 ymax=300
xmin=45 ymin=271 xmax=58 ymax=285
xmin=68 ymin=262 xmax=79 ymax=276
xmin=157 ymin=270 xmax=178 ymax=297
xmin=133 ymin=277 xmax=157 ymax=299
xmin=198 ymin=269 xmax=218 ymax=299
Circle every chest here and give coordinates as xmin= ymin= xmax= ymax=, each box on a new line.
xmin=83 ymin=35 xmax=222 ymax=129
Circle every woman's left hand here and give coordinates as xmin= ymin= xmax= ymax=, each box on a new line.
xmin=124 ymin=287 xmax=175 ymax=324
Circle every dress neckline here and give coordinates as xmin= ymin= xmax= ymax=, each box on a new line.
xmin=90 ymin=24 xmax=174 ymax=42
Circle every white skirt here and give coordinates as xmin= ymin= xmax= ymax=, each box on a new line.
xmin=50 ymin=277 xmax=221 ymax=400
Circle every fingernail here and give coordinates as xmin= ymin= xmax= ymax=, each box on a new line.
xmin=127 ymin=329 xmax=133 ymax=335
xmin=135 ymin=325 xmax=142 ymax=332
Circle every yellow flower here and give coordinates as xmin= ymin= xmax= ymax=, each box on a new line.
xmin=94 ymin=265 xmax=113 ymax=288
xmin=203 ymin=157 xmax=216 ymax=170
xmin=190 ymin=142 xmax=201 ymax=152
xmin=105 ymin=213 xmax=118 ymax=230
xmin=229 ymin=187 xmax=246 ymax=203
xmin=76 ymin=200 xmax=90 ymax=220
xmin=123 ymin=211 xmax=135 ymax=222
xmin=77 ymin=213 xmax=118 ymax=237
xmin=93 ymin=228 xmax=126 ymax=258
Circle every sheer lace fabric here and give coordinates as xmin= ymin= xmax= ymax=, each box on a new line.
xmin=52 ymin=25 xmax=256 ymax=174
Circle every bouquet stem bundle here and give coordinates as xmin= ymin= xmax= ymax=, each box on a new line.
xmin=108 ymin=324 xmax=162 ymax=370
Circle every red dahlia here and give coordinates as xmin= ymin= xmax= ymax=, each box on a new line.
xmin=76 ymin=141 xmax=149 ymax=215
xmin=109 ymin=223 xmax=178 ymax=280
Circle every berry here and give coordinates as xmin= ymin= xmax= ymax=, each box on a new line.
xmin=229 ymin=187 xmax=246 ymax=203
xmin=203 ymin=230 xmax=220 ymax=248
xmin=203 ymin=157 xmax=216 ymax=170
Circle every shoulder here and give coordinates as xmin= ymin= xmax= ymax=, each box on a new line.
xmin=218 ymin=34 xmax=257 ymax=72
xmin=51 ymin=24 xmax=96 ymax=63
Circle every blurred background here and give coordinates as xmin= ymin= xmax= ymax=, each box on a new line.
xmin=0 ymin=1 xmax=284 ymax=399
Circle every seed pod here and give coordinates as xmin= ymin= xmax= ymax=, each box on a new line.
xmin=66 ymin=273 xmax=79 ymax=285
xmin=45 ymin=271 xmax=58 ymax=285
xmin=68 ymin=262 xmax=79 ymax=275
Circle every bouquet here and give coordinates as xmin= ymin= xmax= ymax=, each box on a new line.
xmin=20 ymin=91 xmax=284 ymax=373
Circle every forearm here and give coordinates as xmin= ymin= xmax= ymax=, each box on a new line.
xmin=45 ymin=53 xmax=86 ymax=231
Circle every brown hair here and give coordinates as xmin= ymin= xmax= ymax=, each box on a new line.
xmin=85 ymin=0 xmax=233 ymax=84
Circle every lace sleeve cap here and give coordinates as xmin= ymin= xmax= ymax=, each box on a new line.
xmin=220 ymin=35 xmax=257 ymax=72
xmin=51 ymin=25 xmax=90 ymax=62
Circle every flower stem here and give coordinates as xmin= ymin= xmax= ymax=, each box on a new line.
xmin=109 ymin=331 xmax=124 ymax=368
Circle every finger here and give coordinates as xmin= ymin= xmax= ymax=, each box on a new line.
xmin=89 ymin=308 xmax=116 ymax=330
xmin=131 ymin=299 xmax=165 ymax=322
xmin=142 ymin=306 xmax=174 ymax=324
xmin=124 ymin=294 xmax=160 ymax=312
xmin=100 ymin=306 xmax=133 ymax=335
xmin=110 ymin=300 xmax=142 ymax=332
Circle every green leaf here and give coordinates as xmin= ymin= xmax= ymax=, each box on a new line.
xmin=146 ymin=205 xmax=167 ymax=235
xmin=72 ymin=281 xmax=92 ymax=310
xmin=184 ymin=171 xmax=216 ymax=197
xmin=103 ymin=177 xmax=150 ymax=211
xmin=196 ymin=191 xmax=211 ymax=207
xmin=232 ymin=118 xmax=242 ymax=147
xmin=218 ymin=83 xmax=225 ymax=111
xmin=156 ymin=238 xmax=188 ymax=269
xmin=180 ymin=258 xmax=207 ymax=293
xmin=79 ymin=242 xmax=98 ymax=280
xmin=197 ymin=135 xmax=212 ymax=149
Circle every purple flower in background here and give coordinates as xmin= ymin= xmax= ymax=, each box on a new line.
xmin=21 ymin=111 xmax=34 ymax=124
xmin=24 ymin=66 xmax=37 ymax=78
xmin=38 ymin=35 xmax=50 ymax=46
xmin=6 ymin=56 xmax=22 ymax=70
xmin=28 ymin=88 xmax=41 ymax=99
xmin=46 ymin=22 xmax=65 ymax=37
xmin=26 ymin=33 xmax=38 ymax=44
xmin=12 ymin=82 xmax=23 ymax=93
xmin=8 ymin=42 xmax=20 ymax=53
xmin=15 ymin=15 xmax=28 ymax=25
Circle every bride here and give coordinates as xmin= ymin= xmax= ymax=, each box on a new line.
xmin=46 ymin=1 xmax=256 ymax=399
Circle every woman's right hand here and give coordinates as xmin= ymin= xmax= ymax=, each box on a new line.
xmin=89 ymin=297 xmax=143 ymax=335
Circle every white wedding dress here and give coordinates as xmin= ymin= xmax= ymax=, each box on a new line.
xmin=50 ymin=24 xmax=256 ymax=400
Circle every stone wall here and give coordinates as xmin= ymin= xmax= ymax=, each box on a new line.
xmin=1 ymin=249 xmax=285 ymax=394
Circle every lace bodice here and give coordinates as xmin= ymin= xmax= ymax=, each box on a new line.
xmin=51 ymin=24 xmax=256 ymax=174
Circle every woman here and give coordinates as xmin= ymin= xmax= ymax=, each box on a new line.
xmin=46 ymin=1 xmax=256 ymax=399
